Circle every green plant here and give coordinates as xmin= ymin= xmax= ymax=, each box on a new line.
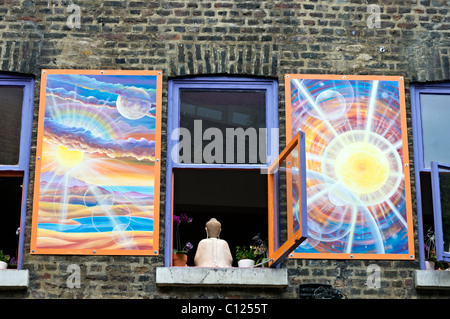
xmin=424 ymin=227 xmax=436 ymax=262
xmin=424 ymin=227 xmax=448 ymax=270
xmin=0 ymin=250 xmax=10 ymax=263
xmin=252 ymin=234 xmax=268 ymax=266
xmin=236 ymin=245 xmax=258 ymax=261
xmin=236 ymin=234 xmax=270 ymax=264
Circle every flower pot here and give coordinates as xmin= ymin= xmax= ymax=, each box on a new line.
xmin=0 ymin=261 xmax=7 ymax=270
xmin=238 ymin=259 xmax=255 ymax=268
xmin=425 ymin=261 xmax=435 ymax=270
xmin=173 ymin=253 xmax=188 ymax=267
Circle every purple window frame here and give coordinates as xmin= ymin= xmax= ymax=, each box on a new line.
xmin=164 ymin=76 xmax=279 ymax=267
xmin=0 ymin=73 xmax=35 ymax=270
xmin=430 ymin=161 xmax=450 ymax=262
xmin=411 ymin=81 xmax=450 ymax=269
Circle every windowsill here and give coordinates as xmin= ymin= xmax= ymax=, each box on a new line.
xmin=415 ymin=270 xmax=450 ymax=289
xmin=156 ymin=267 xmax=288 ymax=288
xmin=0 ymin=269 xmax=29 ymax=290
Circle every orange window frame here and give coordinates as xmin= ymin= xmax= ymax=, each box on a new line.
xmin=268 ymin=131 xmax=308 ymax=267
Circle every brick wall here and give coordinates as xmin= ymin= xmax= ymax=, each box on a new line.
xmin=1 ymin=0 xmax=450 ymax=299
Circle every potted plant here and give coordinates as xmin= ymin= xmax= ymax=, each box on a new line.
xmin=0 ymin=250 xmax=10 ymax=270
xmin=252 ymin=233 xmax=269 ymax=267
xmin=423 ymin=227 xmax=448 ymax=270
xmin=424 ymin=227 xmax=436 ymax=270
xmin=173 ymin=242 xmax=194 ymax=266
xmin=236 ymin=245 xmax=258 ymax=267
xmin=8 ymin=257 xmax=17 ymax=269
xmin=172 ymin=213 xmax=194 ymax=267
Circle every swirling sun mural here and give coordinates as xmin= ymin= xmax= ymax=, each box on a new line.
xmin=286 ymin=75 xmax=414 ymax=259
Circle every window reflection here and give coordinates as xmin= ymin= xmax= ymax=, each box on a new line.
xmin=179 ymin=89 xmax=267 ymax=164
xmin=420 ymin=93 xmax=450 ymax=168
xmin=0 ymin=87 xmax=24 ymax=165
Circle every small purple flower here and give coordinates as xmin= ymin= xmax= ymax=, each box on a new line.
xmin=181 ymin=213 xmax=193 ymax=224
xmin=185 ymin=242 xmax=193 ymax=252
xmin=9 ymin=257 xmax=16 ymax=266
xmin=173 ymin=214 xmax=194 ymax=253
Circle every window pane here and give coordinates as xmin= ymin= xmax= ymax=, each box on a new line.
xmin=277 ymin=149 xmax=301 ymax=239
xmin=0 ymin=86 xmax=24 ymax=165
xmin=277 ymin=152 xmax=292 ymax=248
xmin=438 ymin=172 xmax=450 ymax=253
xmin=179 ymin=89 xmax=266 ymax=164
xmin=420 ymin=93 xmax=450 ymax=168
xmin=275 ymin=144 xmax=303 ymax=252
xmin=290 ymin=148 xmax=301 ymax=235
xmin=268 ymin=133 xmax=307 ymax=267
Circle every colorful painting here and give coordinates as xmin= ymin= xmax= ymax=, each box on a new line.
xmin=285 ymin=75 xmax=414 ymax=259
xmin=31 ymin=70 xmax=162 ymax=255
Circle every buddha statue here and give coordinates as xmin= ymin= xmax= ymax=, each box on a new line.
xmin=194 ymin=218 xmax=233 ymax=267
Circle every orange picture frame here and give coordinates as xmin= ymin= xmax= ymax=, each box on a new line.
xmin=284 ymin=74 xmax=415 ymax=260
xmin=30 ymin=69 xmax=162 ymax=256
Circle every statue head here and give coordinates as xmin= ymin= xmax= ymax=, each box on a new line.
xmin=205 ymin=218 xmax=221 ymax=238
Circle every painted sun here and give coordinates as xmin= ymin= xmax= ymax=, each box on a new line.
xmin=56 ymin=145 xmax=84 ymax=169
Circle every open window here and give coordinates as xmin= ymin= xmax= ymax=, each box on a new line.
xmin=165 ymin=76 xmax=307 ymax=268
xmin=411 ymin=82 xmax=450 ymax=269
xmin=430 ymin=161 xmax=450 ymax=263
xmin=0 ymin=73 xmax=35 ymax=269
xmin=166 ymin=76 xmax=310 ymax=268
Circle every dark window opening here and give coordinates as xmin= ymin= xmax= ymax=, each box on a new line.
xmin=420 ymin=172 xmax=434 ymax=234
xmin=0 ymin=176 xmax=23 ymax=267
xmin=420 ymin=172 xmax=435 ymax=243
xmin=437 ymin=171 xmax=450 ymax=253
xmin=173 ymin=169 xmax=268 ymax=267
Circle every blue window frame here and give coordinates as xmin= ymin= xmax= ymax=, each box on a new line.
xmin=164 ymin=76 xmax=279 ymax=267
xmin=411 ymin=82 xmax=450 ymax=269
xmin=0 ymin=73 xmax=35 ymax=269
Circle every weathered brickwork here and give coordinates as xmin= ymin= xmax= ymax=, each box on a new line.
xmin=1 ymin=0 xmax=450 ymax=299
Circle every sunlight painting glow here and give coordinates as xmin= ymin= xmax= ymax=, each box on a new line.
xmin=287 ymin=76 xmax=413 ymax=258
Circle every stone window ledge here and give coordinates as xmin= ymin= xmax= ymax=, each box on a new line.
xmin=0 ymin=270 xmax=29 ymax=290
xmin=415 ymin=270 xmax=450 ymax=290
xmin=156 ymin=267 xmax=288 ymax=288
